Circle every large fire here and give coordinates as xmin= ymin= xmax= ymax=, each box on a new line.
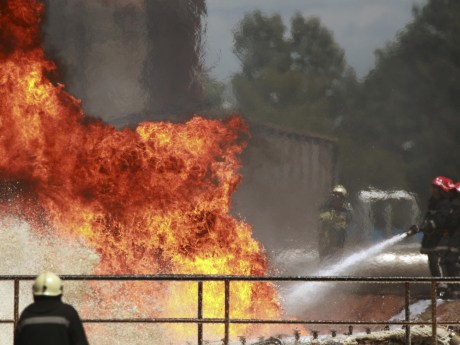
xmin=0 ymin=0 xmax=286 ymax=341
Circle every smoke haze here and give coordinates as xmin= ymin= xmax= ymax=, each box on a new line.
xmin=42 ymin=0 xmax=207 ymax=122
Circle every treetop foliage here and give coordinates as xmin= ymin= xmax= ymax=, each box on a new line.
xmin=226 ymin=0 xmax=460 ymax=199
xmin=231 ymin=10 xmax=356 ymax=135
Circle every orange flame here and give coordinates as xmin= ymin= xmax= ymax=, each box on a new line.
xmin=0 ymin=0 xmax=290 ymax=340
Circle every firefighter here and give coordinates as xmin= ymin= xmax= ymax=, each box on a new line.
xmin=317 ymin=184 xmax=353 ymax=263
xmin=408 ymin=176 xmax=454 ymax=296
xmin=444 ymin=182 xmax=460 ymax=299
xmin=14 ymin=272 xmax=89 ymax=345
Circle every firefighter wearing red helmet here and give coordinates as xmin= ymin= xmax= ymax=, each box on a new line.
xmin=409 ymin=176 xmax=454 ymax=297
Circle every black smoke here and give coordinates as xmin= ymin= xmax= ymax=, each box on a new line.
xmin=41 ymin=0 xmax=207 ymax=123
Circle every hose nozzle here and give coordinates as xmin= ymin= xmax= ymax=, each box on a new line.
xmin=405 ymin=225 xmax=419 ymax=237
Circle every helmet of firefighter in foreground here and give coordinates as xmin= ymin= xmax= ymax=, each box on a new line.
xmin=33 ymin=272 xmax=63 ymax=297
xmin=332 ymin=184 xmax=347 ymax=198
xmin=432 ymin=176 xmax=454 ymax=192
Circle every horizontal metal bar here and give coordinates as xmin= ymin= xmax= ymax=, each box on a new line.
xmin=1 ymin=318 xmax=459 ymax=325
xmin=1 ymin=274 xmax=459 ymax=282
xmin=227 ymin=320 xmax=460 ymax=325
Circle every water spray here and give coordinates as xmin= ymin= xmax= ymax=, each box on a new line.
xmin=356 ymin=188 xmax=420 ymax=241
xmin=282 ymin=188 xmax=422 ymax=317
xmin=284 ymin=232 xmax=410 ymax=312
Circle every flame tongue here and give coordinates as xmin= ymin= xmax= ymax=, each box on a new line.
xmin=0 ymin=0 xmax=44 ymax=53
xmin=0 ymin=0 xmax=285 ymax=340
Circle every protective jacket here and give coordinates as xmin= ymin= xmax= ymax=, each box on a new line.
xmin=14 ymin=296 xmax=89 ymax=345
xmin=420 ymin=196 xmax=451 ymax=253
xmin=449 ymin=198 xmax=460 ymax=252
xmin=318 ymin=202 xmax=352 ymax=260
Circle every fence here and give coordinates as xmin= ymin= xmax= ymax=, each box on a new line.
xmin=1 ymin=275 xmax=459 ymax=345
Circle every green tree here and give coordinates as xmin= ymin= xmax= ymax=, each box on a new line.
xmin=344 ymin=0 xmax=460 ymax=198
xmin=197 ymin=71 xmax=228 ymax=118
xmin=231 ymin=11 xmax=356 ymax=134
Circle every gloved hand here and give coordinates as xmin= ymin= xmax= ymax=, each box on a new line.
xmin=406 ymin=224 xmax=419 ymax=236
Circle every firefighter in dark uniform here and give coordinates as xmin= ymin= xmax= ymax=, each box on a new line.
xmin=408 ymin=176 xmax=454 ymax=297
xmin=317 ymin=184 xmax=353 ymax=263
xmin=14 ymin=272 xmax=89 ymax=345
xmin=445 ymin=182 xmax=460 ymax=299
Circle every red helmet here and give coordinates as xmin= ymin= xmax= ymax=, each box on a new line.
xmin=454 ymin=182 xmax=460 ymax=193
xmin=432 ymin=176 xmax=454 ymax=192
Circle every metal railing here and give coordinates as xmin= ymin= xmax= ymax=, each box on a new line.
xmin=1 ymin=275 xmax=459 ymax=345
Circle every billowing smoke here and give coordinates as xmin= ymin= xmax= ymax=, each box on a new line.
xmin=142 ymin=0 xmax=207 ymax=120
xmin=42 ymin=0 xmax=207 ymax=123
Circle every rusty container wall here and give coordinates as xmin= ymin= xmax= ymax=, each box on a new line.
xmin=231 ymin=123 xmax=338 ymax=254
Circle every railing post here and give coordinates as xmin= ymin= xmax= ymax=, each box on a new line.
xmin=13 ymin=278 xmax=19 ymax=343
xmin=198 ymin=281 xmax=203 ymax=345
xmin=224 ymin=279 xmax=230 ymax=345
xmin=431 ymin=280 xmax=437 ymax=345
xmin=404 ymin=282 xmax=411 ymax=345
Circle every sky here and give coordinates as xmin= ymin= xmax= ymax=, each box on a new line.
xmin=204 ymin=0 xmax=427 ymax=81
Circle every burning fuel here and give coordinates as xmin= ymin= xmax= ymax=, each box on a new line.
xmin=0 ymin=0 xmax=285 ymax=341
